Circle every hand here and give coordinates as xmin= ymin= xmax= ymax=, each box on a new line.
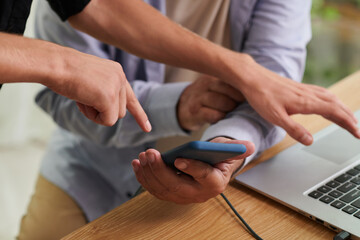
xmin=226 ymin=54 xmax=360 ymax=145
xmin=132 ymin=137 xmax=255 ymax=204
xmin=49 ymin=48 xmax=152 ymax=131
xmin=0 ymin=33 xmax=151 ymax=131
xmin=177 ymin=75 xmax=244 ymax=131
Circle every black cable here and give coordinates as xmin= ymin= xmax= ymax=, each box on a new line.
xmin=220 ymin=193 xmax=263 ymax=240
xmin=134 ymin=187 xmax=262 ymax=239
xmin=133 ymin=186 xmax=144 ymax=198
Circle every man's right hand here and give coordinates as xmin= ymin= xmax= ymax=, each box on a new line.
xmin=0 ymin=33 xmax=151 ymax=131
xmin=46 ymin=47 xmax=152 ymax=131
xmin=177 ymin=75 xmax=244 ymax=131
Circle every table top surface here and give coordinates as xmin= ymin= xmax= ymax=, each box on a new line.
xmin=63 ymin=71 xmax=360 ymax=240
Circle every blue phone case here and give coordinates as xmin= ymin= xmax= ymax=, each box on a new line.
xmin=161 ymin=141 xmax=246 ymax=167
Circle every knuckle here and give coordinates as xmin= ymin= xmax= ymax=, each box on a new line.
xmin=300 ymin=97 xmax=312 ymax=113
xmin=268 ymin=108 xmax=282 ymax=123
xmin=104 ymin=117 xmax=117 ymax=126
xmin=317 ymin=85 xmax=327 ymax=92
xmin=202 ymin=93 xmax=211 ymax=103
xmin=107 ymin=89 xmax=118 ymax=103
xmin=196 ymin=167 xmax=211 ymax=181
xmin=112 ymin=61 xmax=124 ymax=72
xmin=194 ymin=78 xmax=205 ymax=88
xmin=327 ymin=92 xmax=337 ymax=100
xmin=118 ymin=110 xmax=126 ymax=119
xmin=208 ymin=112 xmax=225 ymax=123
xmin=327 ymin=105 xmax=339 ymax=117
xmin=189 ymin=104 xmax=200 ymax=114
xmin=207 ymin=77 xmax=217 ymax=85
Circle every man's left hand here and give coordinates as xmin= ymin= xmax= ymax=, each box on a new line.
xmin=131 ymin=137 xmax=255 ymax=204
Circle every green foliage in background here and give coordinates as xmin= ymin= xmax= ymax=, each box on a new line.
xmin=304 ymin=0 xmax=360 ymax=87
xmin=311 ymin=0 xmax=340 ymax=20
xmin=350 ymin=0 xmax=360 ymax=7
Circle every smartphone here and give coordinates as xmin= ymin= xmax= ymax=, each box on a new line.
xmin=161 ymin=141 xmax=246 ymax=168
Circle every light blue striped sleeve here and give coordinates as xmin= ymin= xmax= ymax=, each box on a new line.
xmin=36 ymin=81 xmax=190 ymax=148
xmin=201 ymin=0 xmax=311 ymax=165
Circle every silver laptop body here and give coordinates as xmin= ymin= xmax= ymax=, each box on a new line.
xmin=236 ymin=110 xmax=360 ymax=238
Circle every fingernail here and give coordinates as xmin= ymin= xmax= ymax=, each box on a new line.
xmin=145 ymin=120 xmax=152 ymax=132
xmin=148 ymin=153 xmax=155 ymax=164
xmin=357 ymin=129 xmax=360 ymax=138
xmin=175 ymin=160 xmax=188 ymax=170
xmin=300 ymin=134 xmax=313 ymax=145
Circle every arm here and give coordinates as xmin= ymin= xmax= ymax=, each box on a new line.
xmin=130 ymin=0 xmax=336 ymax=203
xmin=0 ymin=32 xmax=150 ymax=130
xmin=201 ymin=0 xmax=313 ymax=168
xmin=34 ymin=2 xmax=244 ymax=147
xmin=36 ymin=74 xmax=243 ymax=147
xmin=36 ymin=81 xmax=189 ymax=148
xmin=68 ymin=0 xmax=360 ymax=144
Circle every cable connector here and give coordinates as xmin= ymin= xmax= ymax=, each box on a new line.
xmin=333 ymin=231 xmax=351 ymax=240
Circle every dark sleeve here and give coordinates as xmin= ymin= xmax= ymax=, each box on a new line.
xmin=46 ymin=0 xmax=91 ymax=21
xmin=0 ymin=0 xmax=32 ymax=34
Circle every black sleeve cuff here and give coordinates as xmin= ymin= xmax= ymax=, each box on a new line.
xmin=47 ymin=0 xmax=91 ymax=21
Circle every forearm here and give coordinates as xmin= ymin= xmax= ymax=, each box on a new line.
xmin=0 ymin=32 xmax=69 ymax=87
xmin=68 ymin=0 xmax=252 ymax=89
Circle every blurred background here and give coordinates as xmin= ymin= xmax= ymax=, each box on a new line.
xmin=305 ymin=0 xmax=360 ymax=86
xmin=0 ymin=0 xmax=360 ymax=239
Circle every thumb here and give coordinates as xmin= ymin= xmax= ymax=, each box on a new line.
xmin=125 ymin=81 xmax=152 ymax=132
xmin=223 ymin=140 xmax=255 ymax=160
xmin=175 ymin=158 xmax=218 ymax=185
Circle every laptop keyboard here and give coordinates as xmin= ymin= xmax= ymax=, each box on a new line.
xmin=308 ymin=163 xmax=360 ymax=220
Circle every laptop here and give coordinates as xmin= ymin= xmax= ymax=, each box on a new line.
xmin=235 ymin=109 xmax=360 ymax=239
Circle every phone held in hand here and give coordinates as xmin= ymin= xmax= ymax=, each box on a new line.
xmin=161 ymin=141 xmax=246 ymax=168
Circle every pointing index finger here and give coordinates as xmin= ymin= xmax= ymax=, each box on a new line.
xmin=125 ymin=81 xmax=152 ymax=132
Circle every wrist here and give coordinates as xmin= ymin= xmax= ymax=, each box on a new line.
xmin=0 ymin=34 xmax=69 ymax=86
xmin=36 ymin=42 xmax=71 ymax=89
xmin=216 ymin=50 xmax=257 ymax=92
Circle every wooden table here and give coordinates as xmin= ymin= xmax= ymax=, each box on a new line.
xmin=63 ymin=71 xmax=360 ymax=240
